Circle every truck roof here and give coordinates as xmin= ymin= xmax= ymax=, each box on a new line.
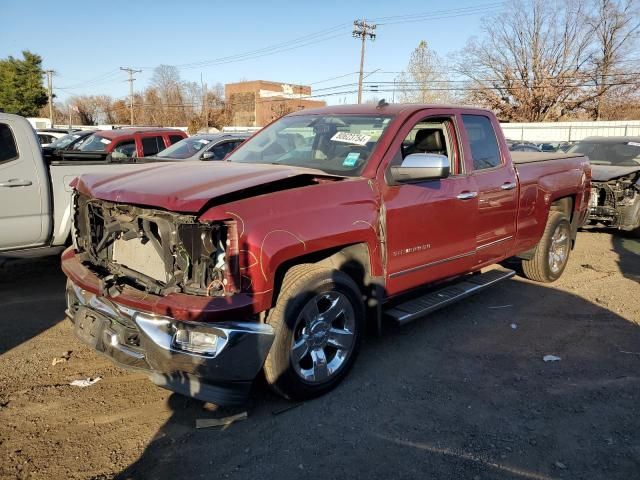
xmin=95 ymin=128 xmax=185 ymax=139
xmin=288 ymin=103 xmax=494 ymax=116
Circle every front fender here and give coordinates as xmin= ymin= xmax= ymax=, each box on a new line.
xmin=200 ymin=178 xmax=382 ymax=311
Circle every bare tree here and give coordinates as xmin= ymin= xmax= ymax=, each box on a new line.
xmin=396 ymin=41 xmax=452 ymax=104
xmin=455 ymin=0 xmax=595 ymax=121
xmin=588 ymin=0 xmax=640 ymax=118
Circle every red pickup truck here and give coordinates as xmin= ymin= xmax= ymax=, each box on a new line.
xmin=62 ymin=104 xmax=591 ymax=404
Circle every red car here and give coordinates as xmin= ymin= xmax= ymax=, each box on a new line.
xmin=62 ymin=104 xmax=591 ymax=404
xmin=78 ymin=128 xmax=187 ymax=159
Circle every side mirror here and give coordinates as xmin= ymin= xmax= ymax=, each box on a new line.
xmin=201 ymin=151 xmax=215 ymax=160
xmin=389 ymin=153 xmax=450 ymax=183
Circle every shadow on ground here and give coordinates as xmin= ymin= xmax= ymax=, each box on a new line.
xmin=0 ymin=255 xmax=66 ymax=355
xmin=610 ymin=232 xmax=640 ymax=281
xmin=114 ymin=268 xmax=640 ymax=480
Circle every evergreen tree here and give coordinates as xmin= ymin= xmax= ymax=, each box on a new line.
xmin=0 ymin=51 xmax=48 ymax=116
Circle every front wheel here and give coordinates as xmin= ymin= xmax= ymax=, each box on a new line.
xmin=263 ymin=265 xmax=364 ymax=400
xmin=522 ymin=211 xmax=571 ymax=283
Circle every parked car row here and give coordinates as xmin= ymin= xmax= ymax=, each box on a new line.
xmin=506 ymin=139 xmax=575 ymax=153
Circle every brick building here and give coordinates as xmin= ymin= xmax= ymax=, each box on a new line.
xmin=225 ymin=80 xmax=326 ymax=127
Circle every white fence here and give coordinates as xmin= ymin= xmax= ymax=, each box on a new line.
xmin=500 ymin=120 xmax=640 ymax=142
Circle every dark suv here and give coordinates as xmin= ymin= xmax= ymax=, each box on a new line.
xmin=78 ymin=128 xmax=187 ymax=159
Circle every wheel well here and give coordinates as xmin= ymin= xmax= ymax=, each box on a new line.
xmin=550 ymin=195 xmax=577 ymax=247
xmin=271 ymin=243 xmax=382 ymax=334
xmin=272 ymin=243 xmax=374 ymax=305
xmin=550 ymin=196 xmax=574 ymax=221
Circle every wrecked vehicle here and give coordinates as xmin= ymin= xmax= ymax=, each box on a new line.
xmin=568 ymin=137 xmax=640 ymax=236
xmin=62 ymin=104 xmax=591 ymax=405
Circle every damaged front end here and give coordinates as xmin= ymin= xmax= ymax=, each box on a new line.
xmin=73 ymin=193 xmax=239 ymax=298
xmin=588 ymin=172 xmax=640 ymax=231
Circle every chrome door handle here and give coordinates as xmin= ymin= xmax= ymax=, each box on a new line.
xmin=456 ymin=191 xmax=478 ymax=200
xmin=0 ymin=178 xmax=33 ymax=187
xmin=501 ymin=182 xmax=517 ymax=190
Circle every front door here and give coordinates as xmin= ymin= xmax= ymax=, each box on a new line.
xmin=0 ymin=120 xmax=48 ymax=249
xmin=382 ymin=113 xmax=478 ymax=296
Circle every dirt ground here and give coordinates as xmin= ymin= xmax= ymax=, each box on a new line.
xmin=0 ymin=231 xmax=639 ymax=480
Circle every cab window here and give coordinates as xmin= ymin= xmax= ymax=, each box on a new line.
xmin=141 ymin=136 xmax=164 ymax=156
xmin=111 ymin=140 xmax=136 ymax=159
xmin=462 ymin=115 xmax=501 ymax=170
xmin=0 ymin=123 xmax=18 ymax=163
xmin=392 ymin=117 xmax=459 ymax=174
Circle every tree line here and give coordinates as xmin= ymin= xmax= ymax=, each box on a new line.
xmin=1 ymin=0 xmax=638 ymax=125
xmin=396 ymin=0 xmax=640 ymax=121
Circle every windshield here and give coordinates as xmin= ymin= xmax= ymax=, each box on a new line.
xmin=568 ymin=141 xmax=640 ymax=166
xmin=79 ymin=133 xmax=112 ymax=152
xmin=50 ymin=133 xmax=82 ymax=149
xmin=156 ymin=136 xmax=212 ymax=159
xmin=227 ymin=114 xmax=393 ymax=175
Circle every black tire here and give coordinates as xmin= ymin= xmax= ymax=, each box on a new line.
xmin=522 ymin=211 xmax=571 ymax=283
xmin=263 ymin=264 xmax=364 ymax=400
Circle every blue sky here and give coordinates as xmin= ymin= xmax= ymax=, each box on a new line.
xmin=1 ymin=0 xmax=497 ymax=105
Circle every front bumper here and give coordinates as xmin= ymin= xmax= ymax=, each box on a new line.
xmin=65 ymin=280 xmax=274 ymax=405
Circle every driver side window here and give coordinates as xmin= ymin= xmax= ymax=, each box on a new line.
xmin=392 ymin=118 xmax=458 ymax=174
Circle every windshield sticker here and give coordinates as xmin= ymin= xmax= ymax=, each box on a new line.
xmin=342 ymin=152 xmax=361 ymax=167
xmin=197 ymin=139 xmax=211 ymax=144
xmin=331 ymin=131 xmax=371 ymax=146
xmin=99 ymin=138 xmax=111 ymax=144
xmin=628 ymin=142 xmax=640 ymax=147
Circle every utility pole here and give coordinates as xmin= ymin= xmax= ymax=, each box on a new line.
xmin=353 ymin=19 xmax=376 ymax=104
xmin=120 ymin=67 xmax=142 ymax=125
xmin=44 ymin=70 xmax=55 ymax=127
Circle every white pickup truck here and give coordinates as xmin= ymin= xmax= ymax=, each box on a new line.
xmin=0 ymin=113 xmax=157 ymax=257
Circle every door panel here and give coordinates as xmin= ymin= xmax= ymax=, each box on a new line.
xmin=384 ymin=176 xmax=478 ymax=295
xmin=0 ymin=122 xmax=46 ymax=249
xmin=460 ymin=114 xmax=518 ymax=267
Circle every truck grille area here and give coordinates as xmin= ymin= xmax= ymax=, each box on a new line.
xmin=73 ymin=194 xmax=238 ymax=297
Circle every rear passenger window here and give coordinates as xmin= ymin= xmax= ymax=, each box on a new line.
xmin=169 ymin=135 xmax=184 ymax=145
xmin=141 ymin=136 xmax=164 ymax=156
xmin=462 ymin=115 xmax=501 ymax=170
xmin=0 ymin=123 xmax=19 ymax=163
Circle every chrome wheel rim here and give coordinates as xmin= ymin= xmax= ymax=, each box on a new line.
xmin=291 ymin=291 xmax=355 ymax=383
xmin=548 ymin=223 xmax=569 ymax=274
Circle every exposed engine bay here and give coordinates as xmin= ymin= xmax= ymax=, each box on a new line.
xmin=588 ymin=171 xmax=640 ymax=231
xmin=72 ymin=193 xmax=238 ymax=297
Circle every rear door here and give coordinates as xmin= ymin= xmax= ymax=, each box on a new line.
xmin=381 ymin=111 xmax=478 ymax=295
xmin=460 ymin=113 xmax=518 ymax=267
xmin=0 ymin=120 xmax=50 ymax=249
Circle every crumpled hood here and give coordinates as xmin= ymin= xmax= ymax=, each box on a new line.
xmin=591 ymin=165 xmax=640 ymax=182
xmin=75 ymin=161 xmax=335 ymax=213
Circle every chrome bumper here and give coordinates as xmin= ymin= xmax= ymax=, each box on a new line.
xmin=65 ymin=280 xmax=274 ymax=404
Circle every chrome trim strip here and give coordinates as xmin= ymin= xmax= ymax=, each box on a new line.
xmin=389 ymin=250 xmax=476 ymax=278
xmin=476 ymin=235 xmax=514 ymax=250
xmin=389 ymin=235 xmax=515 ymax=279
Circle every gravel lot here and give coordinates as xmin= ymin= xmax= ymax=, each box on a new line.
xmin=1 ymin=231 xmax=639 ymax=480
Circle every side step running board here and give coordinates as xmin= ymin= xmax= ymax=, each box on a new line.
xmin=385 ymin=268 xmax=516 ymax=325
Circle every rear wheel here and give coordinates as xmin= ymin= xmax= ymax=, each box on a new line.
xmin=522 ymin=211 xmax=571 ymax=283
xmin=263 ymin=265 xmax=364 ymax=400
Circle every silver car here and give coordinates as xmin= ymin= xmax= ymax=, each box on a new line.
xmin=152 ymin=133 xmax=249 ymax=162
